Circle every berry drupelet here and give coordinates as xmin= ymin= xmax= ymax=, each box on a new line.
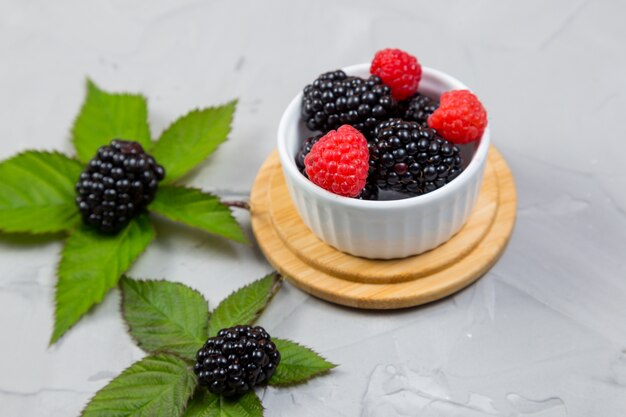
xmin=75 ymin=139 xmax=165 ymax=233
xmin=295 ymin=134 xmax=323 ymax=173
xmin=369 ymin=119 xmax=463 ymax=196
xmin=301 ymin=70 xmax=397 ymax=138
xmin=399 ymin=93 xmax=439 ymax=126
xmin=194 ymin=325 xmax=281 ymax=397
xmin=357 ymin=181 xmax=379 ymax=200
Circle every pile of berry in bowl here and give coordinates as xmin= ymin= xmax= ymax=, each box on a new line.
xmin=277 ymin=48 xmax=489 ymax=259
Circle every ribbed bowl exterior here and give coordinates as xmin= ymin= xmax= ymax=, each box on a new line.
xmin=277 ymin=64 xmax=490 ymax=259
xmin=282 ymin=161 xmax=485 ymax=259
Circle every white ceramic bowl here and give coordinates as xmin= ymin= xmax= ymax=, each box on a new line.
xmin=277 ymin=64 xmax=490 ymax=259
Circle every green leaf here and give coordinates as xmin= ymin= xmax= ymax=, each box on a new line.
xmin=73 ymin=79 xmax=152 ymax=162
xmin=121 ymin=277 xmax=210 ymax=361
xmin=81 ymin=354 xmax=197 ymax=417
xmin=207 ymin=273 xmax=281 ymax=337
xmin=52 ymin=214 xmax=155 ymax=343
xmin=183 ymin=390 xmax=262 ymax=417
xmin=0 ymin=151 xmax=83 ymax=233
xmin=149 ymin=185 xmax=246 ymax=243
xmin=151 ymin=101 xmax=237 ymax=183
xmin=269 ymin=339 xmax=336 ymax=387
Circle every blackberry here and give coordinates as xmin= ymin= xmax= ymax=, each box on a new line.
xmin=357 ymin=181 xmax=379 ymax=201
xmin=301 ymin=70 xmax=397 ymax=137
xmin=194 ymin=325 xmax=281 ymax=397
xmin=75 ymin=139 xmax=165 ymax=233
xmin=295 ymin=134 xmax=323 ymax=173
xmin=370 ymin=119 xmax=463 ymax=196
xmin=399 ymin=93 xmax=439 ymax=126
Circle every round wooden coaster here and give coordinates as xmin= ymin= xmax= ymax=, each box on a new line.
xmin=250 ymin=146 xmax=516 ymax=309
xmin=268 ymin=159 xmax=499 ymax=284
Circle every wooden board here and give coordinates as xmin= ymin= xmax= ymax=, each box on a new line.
xmin=250 ymin=146 xmax=516 ymax=309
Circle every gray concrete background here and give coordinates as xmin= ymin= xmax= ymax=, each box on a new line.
xmin=1 ymin=0 xmax=625 ymax=415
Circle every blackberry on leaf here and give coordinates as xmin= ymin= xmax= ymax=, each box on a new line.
xmin=194 ymin=325 xmax=281 ymax=397
xmin=301 ymin=70 xmax=397 ymax=138
xmin=370 ymin=119 xmax=463 ymax=196
xmin=75 ymin=139 xmax=165 ymax=233
xmin=400 ymin=92 xmax=439 ymax=126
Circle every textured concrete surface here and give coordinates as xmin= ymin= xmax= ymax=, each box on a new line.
xmin=1 ymin=0 xmax=625 ymax=416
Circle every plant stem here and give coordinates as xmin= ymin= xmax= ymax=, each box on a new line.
xmin=223 ymin=200 xmax=250 ymax=211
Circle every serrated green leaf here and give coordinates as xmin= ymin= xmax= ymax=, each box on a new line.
xmin=151 ymin=101 xmax=237 ymax=183
xmin=73 ymin=79 xmax=152 ymax=162
xmin=149 ymin=185 xmax=246 ymax=243
xmin=81 ymin=354 xmax=197 ymax=417
xmin=207 ymin=273 xmax=281 ymax=337
xmin=183 ymin=390 xmax=262 ymax=417
xmin=52 ymin=214 xmax=155 ymax=343
xmin=269 ymin=339 xmax=336 ymax=386
xmin=121 ymin=277 xmax=210 ymax=361
xmin=0 ymin=151 xmax=83 ymax=233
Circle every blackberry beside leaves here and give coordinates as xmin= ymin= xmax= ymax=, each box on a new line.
xmin=75 ymin=139 xmax=165 ymax=233
xmin=194 ymin=325 xmax=281 ymax=397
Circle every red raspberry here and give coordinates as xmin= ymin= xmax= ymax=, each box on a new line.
xmin=427 ymin=90 xmax=488 ymax=144
xmin=370 ymin=48 xmax=422 ymax=101
xmin=304 ymin=125 xmax=369 ymax=198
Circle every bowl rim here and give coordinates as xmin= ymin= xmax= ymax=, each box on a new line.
xmin=277 ymin=63 xmax=490 ymax=210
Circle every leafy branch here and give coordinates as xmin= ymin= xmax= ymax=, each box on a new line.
xmin=0 ymin=79 xmax=247 ymax=343
xmin=80 ymin=273 xmax=336 ymax=417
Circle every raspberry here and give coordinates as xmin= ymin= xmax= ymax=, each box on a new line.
xmin=304 ymin=125 xmax=369 ymax=198
xmin=400 ymin=93 xmax=439 ymax=126
xmin=194 ymin=325 xmax=280 ymax=397
xmin=370 ymin=48 xmax=422 ymax=101
xmin=427 ymin=90 xmax=487 ymax=144
xmin=369 ymin=119 xmax=463 ymax=195
xmin=301 ymin=70 xmax=397 ymax=137
xmin=75 ymin=139 xmax=165 ymax=233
